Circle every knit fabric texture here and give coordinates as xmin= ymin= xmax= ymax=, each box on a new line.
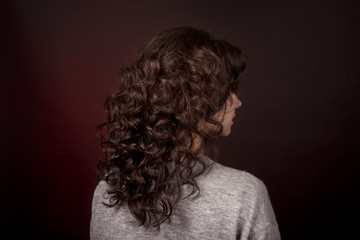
xmin=90 ymin=156 xmax=281 ymax=240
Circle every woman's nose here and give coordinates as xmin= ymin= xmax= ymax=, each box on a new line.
xmin=233 ymin=94 xmax=242 ymax=108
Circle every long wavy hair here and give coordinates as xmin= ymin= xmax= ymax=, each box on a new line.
xmin=96 ymin=26 xmax=247 ymax=229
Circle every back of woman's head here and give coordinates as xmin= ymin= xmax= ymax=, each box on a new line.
xmin=96 ymin=26 xmax=247 ymax=229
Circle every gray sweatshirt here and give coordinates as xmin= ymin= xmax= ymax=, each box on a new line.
xmin=90 ymin=156 xmax=281 ymax=240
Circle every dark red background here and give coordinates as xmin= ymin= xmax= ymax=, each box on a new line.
xmin=3 ymin=0 xmax=359 ymax=239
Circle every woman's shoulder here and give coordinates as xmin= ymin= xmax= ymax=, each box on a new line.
xmin=200 ymin=156 xmax=268 ymax=199
xmin=199 ymin=157 xmax=280 ymax=239
xmin=91 ymin=180 xmax=110 ymax=206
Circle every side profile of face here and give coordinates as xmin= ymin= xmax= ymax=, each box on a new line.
xmin=190 ymin=92 xmax=242 ymax=156
xmin=214 ymin=92 xmax=242 ymax=136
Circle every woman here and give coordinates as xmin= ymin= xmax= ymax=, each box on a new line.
xmin=91 ymin=26 xmax=280 ymax=240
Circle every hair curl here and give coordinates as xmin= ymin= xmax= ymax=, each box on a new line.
xmin=96 ymin=26 xmax=247 ymax=229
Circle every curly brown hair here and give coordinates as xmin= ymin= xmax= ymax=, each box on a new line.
xmin=95 ymin=26 xmax=247 ymax=229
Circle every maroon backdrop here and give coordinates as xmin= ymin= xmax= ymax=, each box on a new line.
xmin=3 ymin=0 xmax=359 ymax=239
